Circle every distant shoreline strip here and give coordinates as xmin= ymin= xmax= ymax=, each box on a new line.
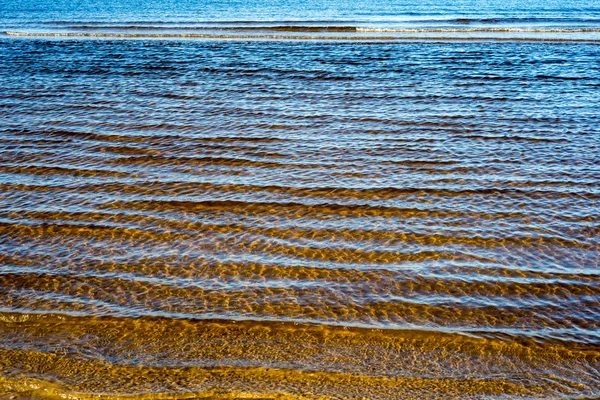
xmin=4 ymin=31 xmax=600 ymax=42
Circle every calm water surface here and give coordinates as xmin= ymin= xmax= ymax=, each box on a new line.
xmin=1 ymin=0 xmax=600 ymax=398
xmin=3 ymin=0 xmax=600 ymax=40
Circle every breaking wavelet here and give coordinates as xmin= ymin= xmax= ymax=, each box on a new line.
xmin=29 ymin=25 xmax=600 ymax=33
xmin=5 ymin=30 xmax=600 ymax=42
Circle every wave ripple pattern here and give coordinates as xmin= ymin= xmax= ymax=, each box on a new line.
xmin=0 ymin=40 xmax=600 ymax=399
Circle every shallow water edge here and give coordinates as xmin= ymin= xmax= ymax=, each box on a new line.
xmin=1 ymin=312 xmax=599 ymax=399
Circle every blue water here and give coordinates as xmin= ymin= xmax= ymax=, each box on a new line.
xmin=1 ymin=0 xmax=600 ymax=399
xmin=3 ymin=0 xmax=600 ymax=40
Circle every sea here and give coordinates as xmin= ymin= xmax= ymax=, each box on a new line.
xmin=1 ymin=0 xmax=599 ymax=398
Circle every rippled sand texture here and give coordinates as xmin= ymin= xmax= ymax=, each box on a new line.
xmin=1 ymin=40 xmax=600 ymax=398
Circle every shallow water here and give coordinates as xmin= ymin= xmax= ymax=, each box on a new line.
xmin=1 ymin=1 xmax=600 ymax=398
